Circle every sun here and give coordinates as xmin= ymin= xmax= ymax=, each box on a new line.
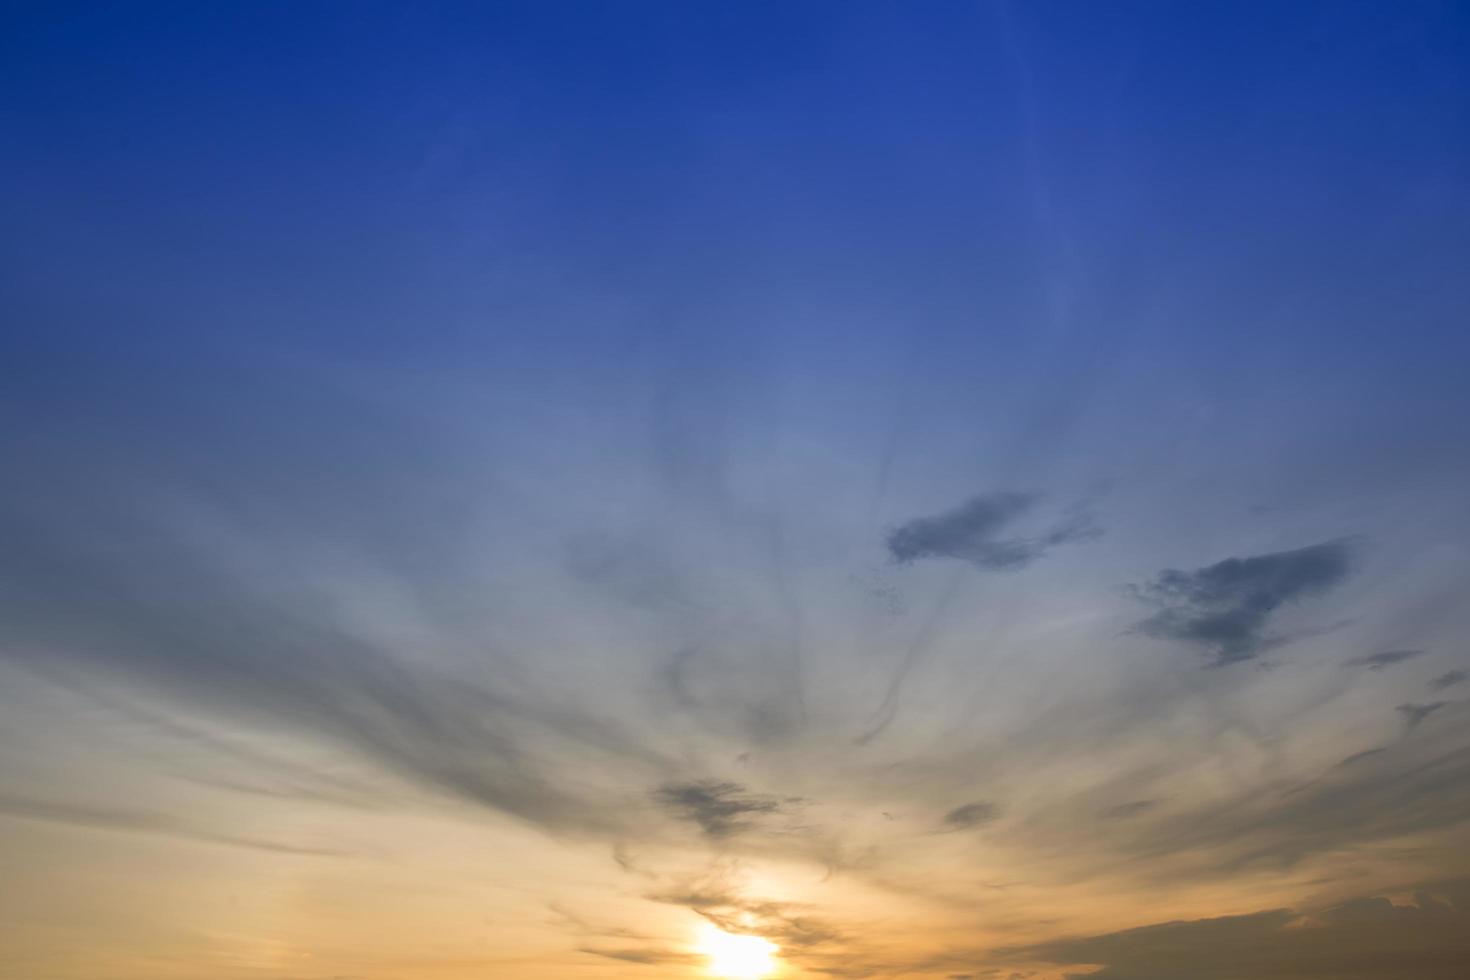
xmin=696 ymin=923 xmax=779 ymax=979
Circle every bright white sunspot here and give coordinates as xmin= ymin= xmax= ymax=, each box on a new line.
xmin=696 ymin=922 xmax=779 ymax=979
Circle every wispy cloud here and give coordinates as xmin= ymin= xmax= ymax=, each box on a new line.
xmin=0 ymin=792 xmax=350 ymax=857
xmin=1398 ymin=701 xmax=1449 ymax=732
xmin=1002 ymin=879 xmax=1470 ymax=980
xmin=1102 ymin=799 xmax=1159 ymax=820
xmin=648 ymin=867 xmax=844 ymax=963
xmin=1346 ymin=649 xmax=1425 ymax=670
xmin=0 ymin=500 xmax=672 ymax=837
xmin=1430 ymin=670 xmax=1467 ymax=692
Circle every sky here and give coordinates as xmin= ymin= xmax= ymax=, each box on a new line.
xmin=2 ymin=2 xmax=1470 ymax=978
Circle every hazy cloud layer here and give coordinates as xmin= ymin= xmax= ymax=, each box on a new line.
xmin=0 ymin=494 xmax=671 ymax=838
xmin=1107 ymin=711 xmax=1470 ymax=872
xmin=1102 ymin=800 xmax=1159 ymax=820
xmin=1131 ymin=540 xmax=1355 ymax=664
xmin=1008 ymin=880 xmax=1470 ymax=980
xmin=0 ymin=792 xmax=350 ymax=857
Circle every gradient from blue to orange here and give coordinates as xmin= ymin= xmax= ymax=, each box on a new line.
xmin=2 ymin=3 xmax=1470 ymax=979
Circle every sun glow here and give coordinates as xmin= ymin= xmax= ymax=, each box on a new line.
xmin=696 ymin=923 xmax=779 ymax=979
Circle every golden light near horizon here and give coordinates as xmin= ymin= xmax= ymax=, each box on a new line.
xmin=696 ymin=923 xmax=779 ymax=979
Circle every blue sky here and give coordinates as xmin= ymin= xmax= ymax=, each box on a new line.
xmin=3 ymin=4 xmax=1470 ymax=979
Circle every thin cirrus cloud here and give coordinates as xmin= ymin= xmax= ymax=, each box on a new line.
xmin=1130 ymin=540 xmax=1356 ymax=665
xmin=1346 ymin=649 xmax=1426 ymax=670
xmin=1398 ymin=702 xmax=1449 ymax=732
xmin=0 ymin=791 xmax=352 ymax=857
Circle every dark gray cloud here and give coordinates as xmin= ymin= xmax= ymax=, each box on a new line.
xmin=1346 ymin=649 xmax=1426 ymax=671
xmin=1430 ymin=670 xmax=1467 ymax=692
xmin=1005 ymin=880 xmax=1470 ymax=980
xmin=654 ymin=780 xmax=796 ymax=839
xmin=1130 ymin=540 xmax=1355 ymax=665
xmin=1398 ymin=702 xmax=1449 ymax=732
xmin=943 ymin=802 xmax=1000 ymax=830
xmin=0 ymin=792 xmax=350 ymax=857
xmin=886 ymin=491 xmax=1099 ymax=570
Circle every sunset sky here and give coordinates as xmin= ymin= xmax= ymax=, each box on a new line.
xmin=3 ymin=3 xmax=1470 ymax=979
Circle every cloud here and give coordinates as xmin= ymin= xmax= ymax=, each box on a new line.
xmin=886 ymin=491 xmax=1099 ymax=569
xmin=1109 ymin=716 xmax=1470 ymax=872
xmin=1336 ymin=747 xmax=1388 ymax=768
xmin=943 ymin=802 xmax=1000 ymax=830
xmin=1346 ymin=649 xmax=1426 ymax=671
xmin=0 ymin=501 xmax=673 ymax=837
xmin=1102 ymin=800 xmax=1159 ymax=820
xmin=1430 ymin=670 xmax=1467 ymax=692
xmin=0 ymin=792 xmax=350 ymax=857
xmin=1398 ymin=702 xmax=1449 ymax=732
xmin=577 ymin=946 xmax=698 ymax=966
xmin=1005 ymin=880 xmax=1470 ymax=980
xmin=648 ymin=868 xmax=843 ymax=953
xmin=654 ymin=781 xmax=797 ymax=839
xmin=1130 ymin=539 xmax=1355 ymax=665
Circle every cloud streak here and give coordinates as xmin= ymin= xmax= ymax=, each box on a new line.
xmin=0 ymin=792 xmax=351 ymax=857
xmin=1346 ymin=649 xmax=1426 ymax=671
xmin=1398 ymin=702 xmax=1449 ymax=732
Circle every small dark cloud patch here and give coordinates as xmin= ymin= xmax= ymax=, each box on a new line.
xmin=943 ymin=801 xmax=1000 ymax=830
xmin=886 ymin=491 xmax=1099 ymax=570
xmin=1430 ymin=670 xmax=1467 ymax=692
xmin=1103 ymin=800 xmax=1159 ymax=820
xmin=1130 ymin=540 xmax=1355 ymax=665
xmin=654 ymin=780 xmax=796 ymax=839
xmin=1397 ymin=702 xmax=1448 ymax=732
xmin=1346 ymin=649 xmax=1425 ymax=671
